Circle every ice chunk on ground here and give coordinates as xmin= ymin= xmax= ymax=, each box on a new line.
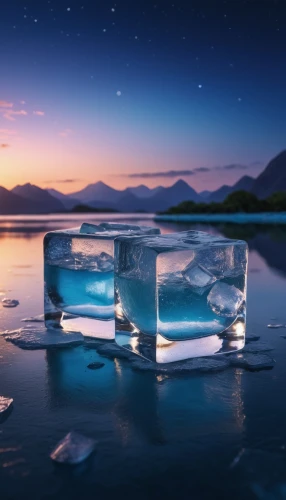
xmin=1 ymin=326 xmax=84 ymax=350
xmin=243 ymin=341 xmax=273 ymax=353
xmin=207 ymin=282 xmax=244 ymax=317
xmin=0 ymin=396 xmax=13 ymax=414
xmin=182 ymin=262 xmax=217 ymax=288
xmin=87 ymin=362 xmax=105 ymax=370
xmin=80 ymin=223 xmax=105 ymax=234
xmin=50 ymin=431 xmax=96 ymax=465
xmin=267 ymin=324 xmax=285 ymax=329
xmin=245 ymin=334 xmax=260 ymax=343
xmin=99 ymin=222 xmax=141 ymax=231
xmin=21 ymin=314 xmax=45 ymax=323
xmin=97 ymin=251 xmax=114 ymax=272
xmin=130 ymin=356 xmax=230 ymax=373
xmin=2 ymin=298 xmax=19 ymax=308
xmin=228 ymin=353 xmax=275 ymax=371
xmin=96 ymin=342 xmax=136 ymax=360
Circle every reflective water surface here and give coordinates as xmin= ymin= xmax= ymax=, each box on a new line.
xmin=1 ymin=215 xmax=286 ymax=500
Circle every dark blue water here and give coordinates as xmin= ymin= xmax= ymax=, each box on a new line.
xmin=1 ymin=216 xmax=286 ymax=499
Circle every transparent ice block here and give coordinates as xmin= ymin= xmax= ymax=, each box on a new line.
xmin=115 ymin=230 xmax=248 ymax=362
xmin=44 ymin=223 xmax=160 ymax=339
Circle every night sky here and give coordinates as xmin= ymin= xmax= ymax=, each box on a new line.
xmin=0 ymin=0 xmax=285 ymax=193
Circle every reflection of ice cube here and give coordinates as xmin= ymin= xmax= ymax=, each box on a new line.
xmin=182 ymin=263 xmax=216 ymax=288
xmin=97 ymin=252 xmax=114 ymax=272
xmin=80 ymin=223 xmax=105 ymax=234
xmin=207 ymin=282 xmax=244 ymax=317
xmin=50 ymin=431 xmax=96 ymax=465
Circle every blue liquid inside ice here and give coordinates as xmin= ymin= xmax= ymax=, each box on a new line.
xmin=117 ymin=274 xmax=245 ymax=340
xmin=45 ymin=263 xmax=114 ymax=320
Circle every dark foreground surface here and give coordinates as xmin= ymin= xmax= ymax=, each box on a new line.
xmin=1 ymin=215 xmax=286 ymax=500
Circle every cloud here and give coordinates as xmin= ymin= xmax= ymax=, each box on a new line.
xmin=33 ymin=110 xmax=45 ymax=116
xmin=0 ymin=143 xmax=10 ymax=148
xmin=0 ymin=129 xmax=17 ymax=136
xmin=0 ymin=101 xmax=13 ymax=108
xmin=193 ymin=167 xmax=211 ymax=173
xmin=3 ymin=109 xmax=27 ymax=121
xmin=59 ymin=128 xmax=73 ymax=137
xmin=128 ymin=169 xmax=196 ymax=178
xmin=215 ymin=164 xmax=248 ymax=171
xmin=249 ymin=160 xmax=263 ymax=167
xmin=44 ymin=178 xmax=81 ymax=184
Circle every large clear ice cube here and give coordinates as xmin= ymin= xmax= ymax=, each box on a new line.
xmin=44 ymin=223 xmax=160 ymax=339
xmin=115 ymin=230 xmax=248 ymax=362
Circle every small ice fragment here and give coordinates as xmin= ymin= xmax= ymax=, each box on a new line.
xmin=207 ymin=282 xmax=244 ymax=317
xmin=267 ymin=324 xmax=285 ymax=329
xmin=87 ymin=362 xmax=105 ymax=370
xmin=229 ymin=353 xmax=275 ymax=371
xmin=50 ymin=431 xmax=96 ymax=465
xmin=1 ymin=326 xmax=84 ymax=350
xmin=182 ymin=262 xmax=216 ymax=288
xmin=99 ymin=222 xmax=141 ymax=231
xmin=2 ymin=299 xmax=19 ymax=308
xmin=21 ymin=314 xmax=45 ymax=323
xmin=80 ymin=223 xmax=105 ymax=234
xmin=243 ymin=342 xmax=273 ymax=353
xmin=0 ymin=396 xmax=13 ymax=414
xmin=97 ymin=252 xmax=114 ymax=272
xmin=130 ymin=356 xmax=230 ymax=373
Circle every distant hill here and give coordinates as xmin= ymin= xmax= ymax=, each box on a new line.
xmin=0 ymin=186 xmax=49 ymax=214
xmin=126 ymin=185 xmax=163 ymax=198
xmin=70 ymin=181 xmax=123 ymax=203
xmin=252 ymin=150 xmax=286 ymax=199
xmin=207 ymin=175 xmax=255 ymax=202
xmin=12 ymin=183 xmax=65 ymax=212
xmin=46 ymin=188 xmax=80 ymax=210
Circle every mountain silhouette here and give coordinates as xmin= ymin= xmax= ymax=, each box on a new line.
xmin=252 ymin=150 xmax=286 ymax=199
xmin=207 ymin=175 xmax=254 ymax=202
xmin=70 ymin=181 xmax=123 ymax=203
xmin=0 ymin=186 xmax=55 ymax=214
xmin=12 ymin=183 xmax=65 ymax=212
xmin=46 ymin=188 xmax=80 ymax=210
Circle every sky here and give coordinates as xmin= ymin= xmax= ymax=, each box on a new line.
xmin=0 ymin=0 xmax=285 ymax=194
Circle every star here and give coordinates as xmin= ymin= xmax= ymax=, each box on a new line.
xmin=67 ymin=7 xmax=71 ymax=11
xmin=34 ymin=19 xmax=38 ymax=23
xmin=238 ymin=97 xmax=242 ymax=102
xmin=111 ymin=8 xmax=115 ymax=12
xmin=198 ymin=84 xmax=202 ymax=89
xmin=116 ymin=91 xmax=122 ymax=96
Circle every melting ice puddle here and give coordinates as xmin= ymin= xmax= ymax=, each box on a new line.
xmin=50 ymin=432 xmax=97 ymax=465
xmin=0 ymin=326 xmax=84 ymax=350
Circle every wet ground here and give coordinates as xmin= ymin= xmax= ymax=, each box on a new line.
xmin=1 ymin=215 xmax=286 ymax=500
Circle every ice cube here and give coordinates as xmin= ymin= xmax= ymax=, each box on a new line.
xmin=115 ymin=230 xmax=247 ymax=363
xmin=99 ymin=222 xmax=141 ymax=231
xmin=97 ymin=251 xmax=114 ymax=272
xmin=0 ymin=396 xmax=13 ymax=414
xmin=2 ymin=298 xmax=19 ymax=308
xmin=182 ymin=262 xmax=217 ymax=288
xmin=80 ymin=223 xmax=105 ymax=234
xmin=207 ymin=282 xmax=244 ymax=317
xmin=50 ymin=431 xmax=97 ymax=465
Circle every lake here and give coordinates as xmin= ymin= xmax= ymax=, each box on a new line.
xmin=1 ymin=214 xmax=286 ymax=500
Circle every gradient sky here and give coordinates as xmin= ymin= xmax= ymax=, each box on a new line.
xmin=0 ymin=0 xmax=285 ymax=193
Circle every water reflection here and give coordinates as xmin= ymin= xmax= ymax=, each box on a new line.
xmin=45 ymin=344 xmax=246 ymax=446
